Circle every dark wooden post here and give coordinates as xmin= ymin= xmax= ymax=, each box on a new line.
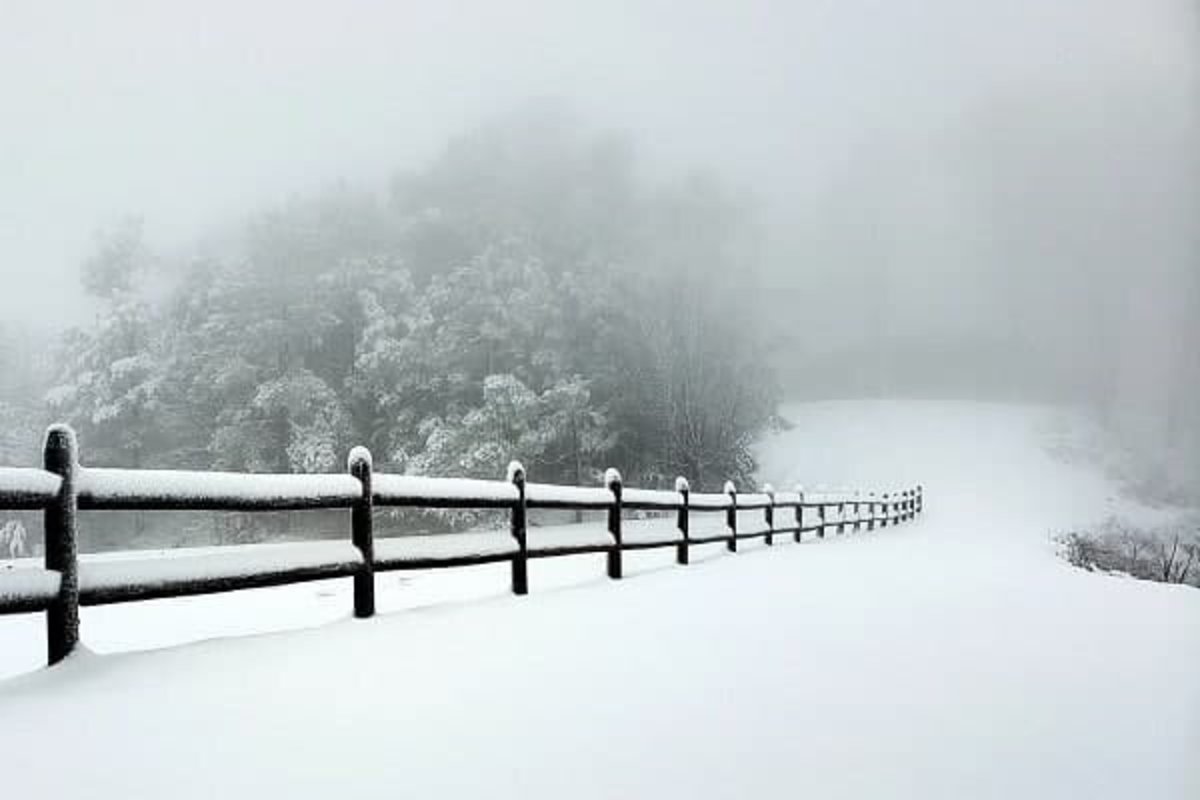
xmin=348 ymin=446 xmax=375 ymax=618
xmin=853 ymin=492 xmax=862 ymax=532
xmin=794 ymin=485 xmax=804 ymax=543
xmin=837 ymin=494 xmax=846 ymax=535
xmin=917 ymin=485 xmax=924 ymax=514
xmin=883 ymin=493 xmax=891 ymax=528
xmin=817 ymin=496 xmax=826 ymax=539
xmin=509 ymin=461 xmax=528 ymax=595
xmin=724 ymin=481 xmax=738 ymax=553
xmin=867 ymin=492 xmax=876 ymax=530
xmin=606 ymin=468 xmax=623 ymax=580
xmin=905 ymin=489 xmax=913 ymax=521
xmin=44 ymin=424 xmax=80 ymax=665
xmin=763 ymin=484 xmax=775 ymax=546
xmin=675 ymin=476 xmax=690 ymax=566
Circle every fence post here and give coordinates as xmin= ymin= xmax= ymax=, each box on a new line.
xmin=724 ymin=481 xmax=738 ymax=552
xmin=794 ymin=485 xmax=804 ymax=543
xmin=509 ymin=461 xmax=528 ymax=595
xmin=606 ymin=468 xmax=623 ymax=580
xmin=763 ymin=484 xmax=774 ymax=546
xmin=348 ymin=447 xmax=375 ymax=619
xmin=675 ymin=477 xmax=690 ymax=566
xmin=44 ymin=424 xmax=80 ymax=665
xmin=905 ymin=489 xmax=914 ymax=521
xmin=837 ymin=491 xmax=846 ymax=535
xmin=817 ymin=490 xmax=827 ymax=539
xmin=917 ymin=485 xmax=924 ymax=515
xmin=885 ymin=493 xmax=893 ymax=528
xmin=853 ymin=491 xmax=862 ymax=532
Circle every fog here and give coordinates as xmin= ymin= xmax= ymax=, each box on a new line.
xmin=1 ymin=0 xmax=1198 ymax=498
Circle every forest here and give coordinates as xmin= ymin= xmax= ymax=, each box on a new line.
xmin=23 ymin=113 xmax=777 ymax=519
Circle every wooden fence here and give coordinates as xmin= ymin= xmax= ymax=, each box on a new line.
xmin=0 ymin=424 xmax=924 ymax=666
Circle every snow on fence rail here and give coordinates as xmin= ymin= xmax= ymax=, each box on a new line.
xmin=0 ymin=424 xmax=924 ymax=667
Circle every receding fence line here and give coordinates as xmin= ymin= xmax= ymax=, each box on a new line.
xmin=0 ymin=425 xmax=925 ymax=667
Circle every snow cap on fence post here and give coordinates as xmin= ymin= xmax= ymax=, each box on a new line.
xmin=508 ymin=460 xmax=528 ymax=595
xmin=604 ymin=468 xmax=622 ymax=491
xmin=762 ymin=483 xmax=775 ymax=546
xmin=347 ymin=446 xmax=372 ymax=473
xmin=43 ymin=423 xmax=80 ymax=665
xmin=347 ymin=446 xmax=375 ymax=619
xmin=604 ymin=468 xmax=623 ymax=579
xmin=675 ymin=476 xmax=690 ymax=566
xmin=724 ymin=481 xmax=738 ymax=552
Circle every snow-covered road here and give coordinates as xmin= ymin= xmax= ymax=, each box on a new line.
xmin=1 ymin=401 xmax=1198 ymax=798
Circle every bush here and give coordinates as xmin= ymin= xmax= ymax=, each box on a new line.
xmin=1059 ymin=516 xmax=1200 ymax=587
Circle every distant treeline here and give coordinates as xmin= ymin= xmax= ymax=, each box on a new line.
xmin=41 ymin=111 xmax=777 ymax=519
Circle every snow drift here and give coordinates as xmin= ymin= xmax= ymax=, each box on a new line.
xmin=0 ymin=400 xmax=1197 ymax=799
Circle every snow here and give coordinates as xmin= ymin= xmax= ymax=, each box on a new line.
xmin=621 ymin=517 xmax=683 ymax=545
xmin=373 ymin=532 xmax=518 ymax=564
xmin=372 ymin=473 xmax=519 ymax=505
xmin=0 ymin=467 xmax=61 ymax=505
xmin=620 ymin=487 xmax=681 ymax=508
xmin=0 ymin=564 xmax=60 ymax=609
xmin=734 ymin=491 xmax=772 ymax=508
xmin=687 ymin=491 xmax=732 ymax=510
xmin=524 ymin=482 xmax=613 ymax=507
xmin=346 ymin=445 xmax=372 ymax=471
xmin=603 ymin=467 xmax=621 ymax=488
xmin=1 ymin=400 xmax=1199 ymax=799
xmin=688 ymin=515 xmax=734 ymax=541
xmin=78 ymin=467 xmax=362 ymax=508
xmin=528 ymin=520 xmax=614 ymax=551
xmin=77 ymin=541 xmax=362 ymax=600
xmin=525 ymin=521 xmax=614 ymax=551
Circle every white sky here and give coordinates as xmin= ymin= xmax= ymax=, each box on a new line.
xmin=0 ymin=0 xmax=1191 ymax=327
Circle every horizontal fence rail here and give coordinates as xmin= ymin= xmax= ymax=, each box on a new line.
xmin=0 ymin=424 xmax=925 ymax=667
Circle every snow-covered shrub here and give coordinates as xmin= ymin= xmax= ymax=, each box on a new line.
xmin=1059 ymin=516 xmax=1200 ymax=587
xmin=0 ymin=520 xmax=28 ymax=559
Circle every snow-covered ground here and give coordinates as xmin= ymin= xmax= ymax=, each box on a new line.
xmin=1 ymin=400 xmax=1198 ymax=798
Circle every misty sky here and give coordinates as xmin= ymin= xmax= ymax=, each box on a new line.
xmin=1 ymin=0 xmax=1193 ymax=327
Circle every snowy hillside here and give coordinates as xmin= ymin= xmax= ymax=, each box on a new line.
xmin=1 ymin=400 xmax=1198 ymax=798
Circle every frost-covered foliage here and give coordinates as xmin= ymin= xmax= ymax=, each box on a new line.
xmin=0 ymin=520 xmax=27 ymax=559
xmin=46 ymin=295 xmax=165 ymax=467
xmin=0 ymin=401 xmax=44 ymax=464
xmin=1060 ymin=516 xmax=1200 ymax=588
xmin=47 ymin=113 xmax=776 ymax=540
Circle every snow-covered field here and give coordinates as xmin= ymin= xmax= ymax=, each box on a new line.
xmin=1 ymin=400 xmax=1198 ymax=798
